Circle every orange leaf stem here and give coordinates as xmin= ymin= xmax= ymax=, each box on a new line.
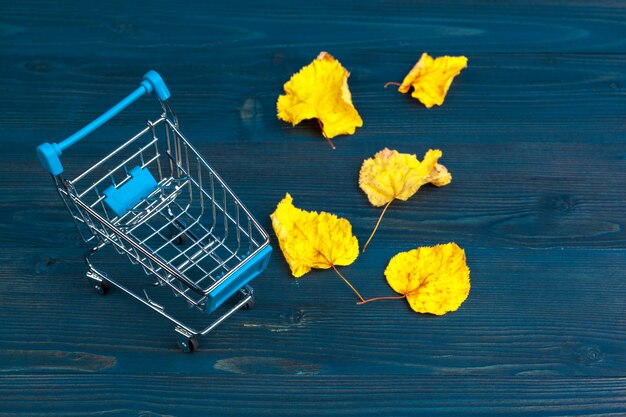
xmin=357 ymin=294 xmax=406 ymax=305
xmin=362 ymin=199 xmax=392 ymax=252
xmin=331 ymin=264 xmax=365 ymax=302
xmin=384 ymin=81 xmax=401 ymax=89
xmin=317 ymin=119 xmax=336 ymax=149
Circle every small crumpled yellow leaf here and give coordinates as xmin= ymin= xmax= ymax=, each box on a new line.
xmin=359 ymin=148 xmax=451 ymax=207
xmin=385 ymin=243 xmax=470 ymax=315
xmin=277 ymin=52 xmax=363 ymax=143
xmin=396 ymin=52 xmax=467 ymax=108
xmin=358 ymin=148 xmax=451 ymax=251
xmin=270 ymin=193 xmax=359 ymax=278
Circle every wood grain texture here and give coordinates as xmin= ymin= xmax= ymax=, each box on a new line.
xmin=2 ymin=248 xmax=625 ymax=377
xmin=1 ymin=0 xmax=625 ymax=415
xmin=1 ymin=375 xmax=626 ymax=416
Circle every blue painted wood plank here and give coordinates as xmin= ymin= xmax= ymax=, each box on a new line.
xmin=0 ymin=0 xmax=625 ymax=415
xmin=1 ymin=247 xmax=625 ymax=375
xmin=1 ymin=375 xmax=626 ymax=416
xmin=3 ymin=0 xmax=626 ymax=55
xmin=4 ymin=140 xmax=624 ymax=249
xmin=4 ymin=54 xmax=626 ymax=144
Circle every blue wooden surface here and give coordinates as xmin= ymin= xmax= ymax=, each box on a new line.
xmin=1 ymin=0 xmax=626 ymax=415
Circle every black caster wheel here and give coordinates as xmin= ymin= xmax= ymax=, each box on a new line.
xmin=86 ymin=269 xmax=109 ymax=295
xmin=178 ymin=336 xmax=199 ymax=353
xmin=94 ymin=280 xmax=109 ymax=295
xmin=242 ymin=295 xmax=255 ymax=310
xmin=169 ymin=224 xmax=186 ymax=245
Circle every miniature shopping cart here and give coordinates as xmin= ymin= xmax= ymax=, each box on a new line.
xmin=36 ymin=71 xmax=272 ymax=352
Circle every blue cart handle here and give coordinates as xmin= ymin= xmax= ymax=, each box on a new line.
xmin=37 ymin=70 xmax=171 ymax=176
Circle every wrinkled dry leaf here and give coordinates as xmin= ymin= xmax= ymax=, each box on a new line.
xmin=358 ymin=148 xmax=451 ymax=250
xmin=359 ymin=148 xmax=450 ymax=207
xmin=385 ymin=243 xmax=470 ymax=315
xmin=270 ymin=193 xmax=359 ymax=278
xmin=396 ymin=53 xmax=467 ymax=108
xmin=277 ymin=52 xmax=363 ymax=146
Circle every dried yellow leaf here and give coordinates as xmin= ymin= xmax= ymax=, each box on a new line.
xmin=395 ymin=53 xmax=467 ymax=108
xmin=270 ymin=193 xmax=359 ymax=278
xmin=277 ymin=52 xmax=363 ymax=147
xmin=385 ymin=243 xmax=470 ymax=315
xmin=270 ymin=193 xmax=365 ymax=301
xmin=359 ymin=148 xmax=449 ymax=207
xmin=358 ymin=148 xmax=451 ymax=250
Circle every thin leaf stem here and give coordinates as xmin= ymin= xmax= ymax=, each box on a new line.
xmin=331 ymin=265 xmax=365 ymax=302
xmin=384 ymin=81 xmax=401 ymax=89
xmin=362 ymin=199 xmax=392 ymax=252
xmin=357 ymin=294 xmax=406 ymax=305
xmin=317 ymin=119 xmax=336 ymax=149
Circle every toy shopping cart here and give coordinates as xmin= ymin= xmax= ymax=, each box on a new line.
xmin=36 ymin=71 xmax=272 ymax=352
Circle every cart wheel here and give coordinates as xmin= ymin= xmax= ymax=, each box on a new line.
xmin=178 ymin=336 xmax=199 ymax=353
xmin=86 ymin=268 xmax=109 ymax=295
xmin=169 ymin=225 xmax=186 ymax=245
xmin=94 ymin=280 xmax=109 ymax=295
xmin=242 ymin=295 xmax=255 ymax=310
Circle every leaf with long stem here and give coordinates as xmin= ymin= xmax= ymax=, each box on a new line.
xmin=358 ymin=148 xmax=452 ymax=251
xmin=382 ymin=243 xmax=470 ymax=315
xmin=270 ymin=193 xmax=364 ymax=300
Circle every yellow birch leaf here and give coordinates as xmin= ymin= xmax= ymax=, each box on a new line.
xmin=384 ymin=243 xmax=470 ymax=315
xmin=358 ymin=148 xmax=451 ymax=250
xmin=270 ymin=193 xmax=365 ymax=301
xmin=277 ymin=52 xmax=363 ymax=148
xmin=393 ymin=52 xmax=467 ymax=108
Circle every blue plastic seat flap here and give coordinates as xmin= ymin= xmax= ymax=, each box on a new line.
xmin=103 ymin=166 xmax=158 ymax=218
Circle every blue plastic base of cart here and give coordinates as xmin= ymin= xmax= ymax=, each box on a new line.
xmin=103 ymin=166 xmax=158 ymax=218
xmin=205 ymin=245 xmax=273 ymax=314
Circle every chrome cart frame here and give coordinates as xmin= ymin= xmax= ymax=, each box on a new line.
xmin=36 ymin=71 xmax=272 ymax=352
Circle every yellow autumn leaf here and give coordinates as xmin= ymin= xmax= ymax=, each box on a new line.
xmin=390 ymin=52 xmax=467 ymax=108
xmin=270 ymin=193 xmax=364 ymax=301
xmin=358 ymin=148 xmax=451 ymax=250
xmin=277 ymin=52 xmax=363 ymax=148
xmin=383 ymin=243 xmax=470 ymax=315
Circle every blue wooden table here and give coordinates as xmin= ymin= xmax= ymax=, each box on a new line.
xmin=1 ymin=1 xmax=626 ymax=415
